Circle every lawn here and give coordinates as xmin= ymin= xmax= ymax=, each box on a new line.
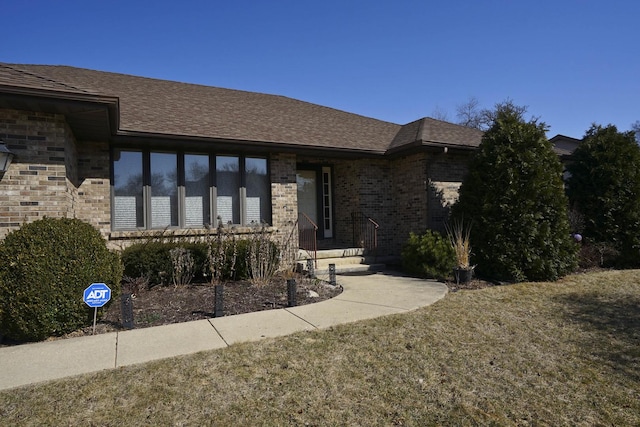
xmin=1 ymin=270 xmax=638 ymax=425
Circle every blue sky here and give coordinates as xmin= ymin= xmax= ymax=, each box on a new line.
xmin=3 ymin=0 xmax=638 ymax=138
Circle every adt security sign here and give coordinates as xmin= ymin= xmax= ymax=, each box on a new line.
xmin=84 ymin=283 xmax=111 ymax=308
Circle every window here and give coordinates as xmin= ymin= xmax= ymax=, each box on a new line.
xmin=113 ymin=150 xmax=143 ymax=229
xmin=245 ymin=157 xmax=270 ymax=225
xmin=216 ymin=156 xmax=240 ymax=225
xmin=150 ymin=152 xmax=178 ymax=227
xmin=185 ymin=154 xmax=210 ymax=227
xmin=112 ymin=150 xmax=270 ymax=230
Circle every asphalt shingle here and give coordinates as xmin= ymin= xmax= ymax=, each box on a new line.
xmin=0 ymin=63 xmax=481 ymax=154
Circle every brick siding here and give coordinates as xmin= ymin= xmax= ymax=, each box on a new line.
xmin=0 ymin=109 xmax=79 ymax=238
xmin=0 ymin=107 xmax=472 ymax=258
xmin=427 ymin=152 xmax=469 ymax=232
xmin=269 ymin=152 xmax=298 ymax=248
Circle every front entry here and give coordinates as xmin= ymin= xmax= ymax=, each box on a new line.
xmin=296 ymin=166 xmax=333 ymax=238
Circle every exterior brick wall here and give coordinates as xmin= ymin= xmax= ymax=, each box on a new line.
xmin=75 ymin=141 xmax=112 ymax=236
xmin=0 ymin=109 xmax=78 ymax=239
xmin=331 ymin=159 xmax=358 ymax=247
xmin=299 ymin=156 xmax=396 ymax=254
xmin=355 ymin=158 xmax=394 ymax=253
xmin=269 ymin=152 xmax=298 ymax=247
xmin=0 ymin=108 xmax=472 ymax=258
xmin=391 ymin=152 xmax=429 ymax=254
xmin=427 ymin=152 xmax=470 ymax=232
xmin=308 ymin=152 xmax=471 ymax=256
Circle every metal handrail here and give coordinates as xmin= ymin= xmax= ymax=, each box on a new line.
xmin=366 ymin=216 xmax=379 ymax=253
xmin=298 ymin=212 xmax=318 ymax=268
xmin=351 ymin=212 xmax=379 ymax=255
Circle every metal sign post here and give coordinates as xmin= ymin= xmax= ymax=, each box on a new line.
xmin=83 ymin=283 xmax=112 ymax=335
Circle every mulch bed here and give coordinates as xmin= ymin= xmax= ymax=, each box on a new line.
xmin=57 ymin=274 xmax=342 ymax=339
xmin=445 ymin=277 xmax=497 ymax=292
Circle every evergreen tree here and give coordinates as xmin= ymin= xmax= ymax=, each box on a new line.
xmin=452 ymin=102 xmax=577 ymax=281
xmin=566 ymin=124 xmax=640 ymax=266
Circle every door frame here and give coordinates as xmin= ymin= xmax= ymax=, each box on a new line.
xmin=296 ymin=164 xmax=334 ymax=239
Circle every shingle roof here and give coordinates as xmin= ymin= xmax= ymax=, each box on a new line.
xmin=0 ymin=63 xmax=481 ymax=154
xmin=0 ymin=63 xmax=93 ymax=94
xmin=390 ymin=117 xmax=483 ymax=152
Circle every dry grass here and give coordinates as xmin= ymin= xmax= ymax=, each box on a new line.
xmin=1 ymin=270 xmax=639 ymax=425
xmin=446 ymin=218 xmax=472 ymax=268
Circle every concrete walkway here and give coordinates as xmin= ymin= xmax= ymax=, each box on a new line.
xmin=0 ymin=271 xmax=447 ymax=391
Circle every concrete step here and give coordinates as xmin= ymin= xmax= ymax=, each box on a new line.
xmin=296 ymin=247 xmax=395 ymax=277
xmin=297 ymin=248 xmax=366 ymax=260
xmin=297 ymin=257 xmax=385 ymax=277
xmin=299 ymin=262 xmax=386 ymax=277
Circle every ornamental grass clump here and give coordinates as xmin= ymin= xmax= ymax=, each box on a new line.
xmin=445 ymin=219 xmax=472 ymax=270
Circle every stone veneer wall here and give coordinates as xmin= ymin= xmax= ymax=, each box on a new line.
xmin=0 ymin=109 xmax=79 ymax=239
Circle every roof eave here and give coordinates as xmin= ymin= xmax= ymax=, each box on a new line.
xmin=112 ymin=129 xmax=387 ymax=158
xmin=385 ymin=139 xmax=479 ymax=157
xmin=0 ymin=85 xmax=120 ymax=141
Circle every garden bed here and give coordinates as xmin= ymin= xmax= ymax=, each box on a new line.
xmin=61 ymin=274 xmax=342 ymax=339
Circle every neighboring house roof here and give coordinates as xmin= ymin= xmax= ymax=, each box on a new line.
xmin=549 ymin=134 xmax=581 ymax=158
xmin=0 ymin=63 xmax=488 ymax=155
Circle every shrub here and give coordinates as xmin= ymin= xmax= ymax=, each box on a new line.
xmin=230 ymin=239 xmax=250 ymax=280
xmin=246 ymin=226 xmax=280 ymax=286
xmin=577 ymin=240 xmax=620 ymax=269
xmin=0 ymin=218 xmax=123 ymax=342
xmin=207 ymin=238 xmax=278 ymax=282
xmin=121 ymin=241 xmax=208 ymax=286
xmin=205 ymin=224 xmax=279 ymax=283
xmin=170 ymin=247 xmax=195 ymax=287
xmin=566 ymin=124 xmax=640 ymax=267
xmin=206 ymin=228 xmax=240 ymax=284
xmin=401 ymin=230 xmax=456 ymax=279
xmin=120 ymin=238 xmax=277 ymax=285
xmin=451 ymin=101 xmax=577 ymax=282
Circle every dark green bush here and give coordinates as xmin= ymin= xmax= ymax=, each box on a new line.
xmin=401 ymin=230 xmax=456 ymax=279
xmin=566 ymin=124 xmax=640 ymax=267
xmin=121 ymin=241 xmax=208 ymax=286
xmin=0 ymin=218 xmax=123 ymax=342
xmin=451 ymin=102 xmax=577 ymax=282
xmin=120 ymin=238 xmax=280 ymax=285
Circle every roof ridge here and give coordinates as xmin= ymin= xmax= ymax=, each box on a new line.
xmin=1 ymin=63 xmax=92 ymax=93
xmin=416 ymin=117 xmax=427 ymax=142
